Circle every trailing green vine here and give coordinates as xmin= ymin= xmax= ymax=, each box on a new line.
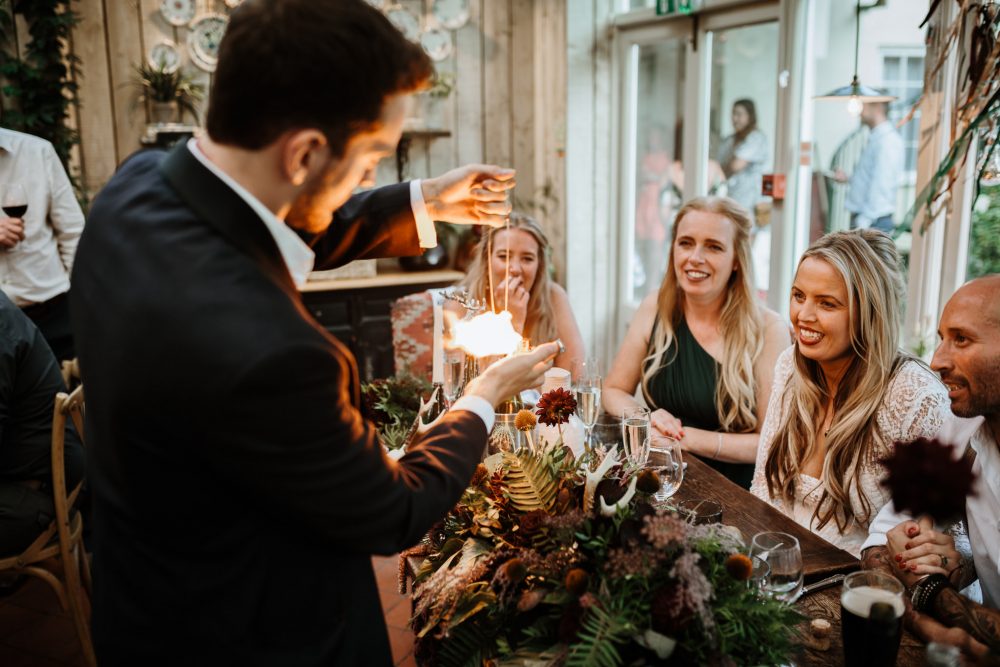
xmin=0 ymin=0 xmax=81 ymax=181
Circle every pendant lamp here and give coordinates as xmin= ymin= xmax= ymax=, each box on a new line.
xmin=814 ymin=0 xmax=896 ymax=116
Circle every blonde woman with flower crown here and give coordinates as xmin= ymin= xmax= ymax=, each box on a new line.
xmin=604 ymin=196 xmax=790 ymax=489
xmin=449 ymin=213 xmax=584 ymax=370
xmin=750 ymin=230 xmax=951 ymax=556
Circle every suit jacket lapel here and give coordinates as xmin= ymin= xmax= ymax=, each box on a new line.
xmin=159 ymin=143 xmax=298 ymax=296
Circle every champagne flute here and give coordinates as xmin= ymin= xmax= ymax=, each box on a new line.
xmin=442 ymin=348 xmax=466 ymax=406
xmin=621 ymin=405 xmax=650 ymax=467
xmin=749 ymin=532 xmax=803 ymax=603
xmin=572 ymin=358 xmax=602 ymax=450
xmin=1 ymin=183 xmax=27 ymax=219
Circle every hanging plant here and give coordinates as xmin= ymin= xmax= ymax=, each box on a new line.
xmin=0 ymin=0 xmax=81 ymax=175
xmin=902 ymin=1 xmax=1000 ymax=233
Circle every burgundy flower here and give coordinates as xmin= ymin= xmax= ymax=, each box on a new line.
xmin=535 ymin=387 xmax=577 ymax=427
xmin=881 ymin=437 xmax=977 ymax=523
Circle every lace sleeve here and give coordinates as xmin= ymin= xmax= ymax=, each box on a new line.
xmin=878 ymin=361 xmax=951 ymax=446
xmin=750 ymin=347 xmax=795 ymax=501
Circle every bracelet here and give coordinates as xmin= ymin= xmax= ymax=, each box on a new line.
xmin=714 ymin=433 xmax=723 ymax=459
xmin=910 ymin=573 xmax=951 ymax=613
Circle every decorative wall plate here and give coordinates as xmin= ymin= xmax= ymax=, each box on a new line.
xmin=159 ymin=0 xmax=196 ymax=27
xmin=386 ymin=6 xmax=420 ymax=43
xmin=148 ymin=40 xmax=181 ymax=73
xmin=223 ymin=0 xmax=243 ymax=7
xmin=187 ymin=14 xmax=228 ymax=72
xmin=432 ymin=0 xmax=470 ymax=30
xmin=420 ymin=27 xmax=452 ymax=62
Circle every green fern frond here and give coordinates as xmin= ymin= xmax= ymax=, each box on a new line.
xmin=566 ymin=605 xmax=627 ymax=667
xmin=437 ymin=620 xmax=493 ymax=667
xmin=503 ymin=449 xmax=560 ymax=512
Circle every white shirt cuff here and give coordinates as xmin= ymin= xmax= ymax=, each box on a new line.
xmin=451 ymin=395 xmax=495 ymax=433
xmin=409 ymin=179 xmax=437 ymax=248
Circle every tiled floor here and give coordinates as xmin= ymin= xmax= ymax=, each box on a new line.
xmin=0 ymin=556 xmax=416 ymax=667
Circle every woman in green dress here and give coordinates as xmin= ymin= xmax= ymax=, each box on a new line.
xmin=604 ymin=196 xmax=790 ymax=488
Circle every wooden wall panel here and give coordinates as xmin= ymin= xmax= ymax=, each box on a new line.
xmin=73 ymin=0 xmax=116 ymax=200
xmin=57 ymin=0 xmax=567 ymax=274
xmin=104 ymin=0 xmax=145 ymax=161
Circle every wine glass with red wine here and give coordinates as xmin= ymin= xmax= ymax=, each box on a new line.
xmin=1 ymin=184 xmax=27 ymax=219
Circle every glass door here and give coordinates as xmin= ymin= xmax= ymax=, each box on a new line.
xmin=620 ymin=31 xmax=689 ymax=309
xmin=706 ymin=19 xmax=780 ymax=298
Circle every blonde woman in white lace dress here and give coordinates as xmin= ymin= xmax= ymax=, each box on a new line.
xmin=750 ymin=230 xmax=951 ymax=556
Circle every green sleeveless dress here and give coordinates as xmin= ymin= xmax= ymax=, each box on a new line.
xmin=643 ymin=317 xmax=756 ymax=489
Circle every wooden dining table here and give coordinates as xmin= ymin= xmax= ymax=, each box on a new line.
xmin=677 ymin=453 xmax=925 ymax=666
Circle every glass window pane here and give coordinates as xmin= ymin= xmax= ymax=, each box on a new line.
xmin=906 ymin=56 xmax=924 ymax=82
xmin=630 ymin=40 xmax=686 ymax=305
xmin=967 ymin=179 xmax=1000 ymax=280
xmin=884 ymin=56 xmax=901 ymax=81
xmin=709 ymin=21 xmax=779 ymax=297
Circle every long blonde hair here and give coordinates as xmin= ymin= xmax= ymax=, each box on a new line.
xmin=460 ymin=213 xmax=557 ymax=345
xmin=641 ymin=196 xmax=763 ymax=433
xmin=765 ymin=229 xmax=909 ymax=532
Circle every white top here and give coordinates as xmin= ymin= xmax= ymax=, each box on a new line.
xmin=865 ymin=416 xmax=1000 ymax=609
xmin=845 ymin=120 xmax=904 ymax=226
xmin=0 ymin=128 xmax=85 ymax=306
xmin=187 ymin=140 xmax=496 ymax=430
xmin=751 ymin=347 xmax=951 ymax=556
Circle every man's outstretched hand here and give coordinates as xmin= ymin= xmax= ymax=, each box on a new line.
xmin=421 ymin=164 xmax=516 ymax=228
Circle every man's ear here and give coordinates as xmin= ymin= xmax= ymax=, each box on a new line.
xmin=281 ymin=129 xmax=328 ymax=187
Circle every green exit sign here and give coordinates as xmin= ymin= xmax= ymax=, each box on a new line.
xmin=656 ymin=0 xmax=701 ymax=14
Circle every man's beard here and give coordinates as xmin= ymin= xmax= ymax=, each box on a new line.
xmin=285 ymin=189 xmax=331 ymax=235
xmin=956 ymin=355 xmax=1000 ymax=419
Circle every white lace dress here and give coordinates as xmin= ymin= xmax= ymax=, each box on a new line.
xmin=750 ymin=347 xmax=951 ymax=557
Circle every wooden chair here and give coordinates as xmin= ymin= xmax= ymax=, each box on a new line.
xmin=0 ymin=385 xmax=96 ymax=666
xmin=60 ymin=357 xmax=81 ymax=390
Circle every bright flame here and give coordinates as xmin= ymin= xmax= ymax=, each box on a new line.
xmin=451 ymin=310 xmax=522 ymax=358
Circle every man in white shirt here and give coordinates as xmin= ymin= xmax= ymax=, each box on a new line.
xmin=0 ymin=128 xmax=85 ymax=361
xmin=862 ymin=275 xmax=1000 ymax=657
xmin=834 ymin=101 xmax=904 ymax=233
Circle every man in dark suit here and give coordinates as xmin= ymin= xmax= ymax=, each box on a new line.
xmin=69 ymin=1 xmax=558 ymax=665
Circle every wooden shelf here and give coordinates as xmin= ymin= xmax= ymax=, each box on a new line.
xmin=299 ymin=268 xmax=463 ymax=293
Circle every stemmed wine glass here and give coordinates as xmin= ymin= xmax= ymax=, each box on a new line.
xmin=572 ymin=358 xmax=602 ymax=450
xmin=1 ymin=184 xmax=27 ymax=220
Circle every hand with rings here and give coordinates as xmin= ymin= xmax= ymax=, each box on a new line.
xmin=887 ymin=516 xmax=962 ymax=587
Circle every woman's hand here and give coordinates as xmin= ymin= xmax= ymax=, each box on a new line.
xmin=650 ymin=408 xmax=684 ymax=441
xmin=888 ymin=517 xmax=962 ymax=585
xmin=494 ymin=276 xmax=529 ymax=333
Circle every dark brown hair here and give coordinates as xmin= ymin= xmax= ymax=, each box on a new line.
xmin=206 ymin=0 xmax=433 ymax=156
xmin=732 ymin=98 xmax=758 ymax=144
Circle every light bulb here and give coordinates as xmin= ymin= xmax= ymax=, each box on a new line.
xmin=847 ymin=96 xmax=863 ymax=116
xmin=846 ymin=96 xmax=864 ymax=116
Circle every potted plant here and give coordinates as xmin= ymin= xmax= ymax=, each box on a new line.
xmin=420 ymin=70 xmax=455 ymax=130
xmin=134 ymin=62 xmax=205 ymax=125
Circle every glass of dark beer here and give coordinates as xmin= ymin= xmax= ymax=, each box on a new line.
xmin=840 ymin=570 xmax=905 ymax=666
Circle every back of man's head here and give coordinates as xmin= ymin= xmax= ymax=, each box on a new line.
xmin=206 ymin=0 xmax=433 ymax=158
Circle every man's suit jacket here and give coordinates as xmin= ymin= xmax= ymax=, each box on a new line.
xmin=70 ymin=145 xmax=487 ymax=666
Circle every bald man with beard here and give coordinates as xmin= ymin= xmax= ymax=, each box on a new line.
xmin=862 ymin=275 xmax=1000 ymax=659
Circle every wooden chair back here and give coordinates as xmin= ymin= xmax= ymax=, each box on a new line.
xmin=0 ymin=383 xmax=95 ymax=666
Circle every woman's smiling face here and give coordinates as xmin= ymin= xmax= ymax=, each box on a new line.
xmin=790 ymin=256 xmax=854 ymax=370
xmin=672 ymin=210 xmax=738 ymax=303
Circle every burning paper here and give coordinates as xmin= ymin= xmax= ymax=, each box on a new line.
xmin=451 ymin=310 xmax=522 ymax=358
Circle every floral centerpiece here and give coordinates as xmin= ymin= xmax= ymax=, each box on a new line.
xmin=406 ymin=390 xmax=801 ymax=666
